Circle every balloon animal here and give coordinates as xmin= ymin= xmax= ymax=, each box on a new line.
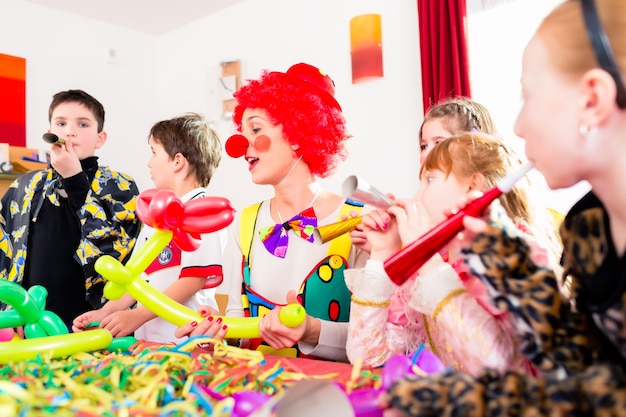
xmin=98 ymin=189 xmax=306 ymax=340
xmin=0 ymin=280 xmax=114 ymax=363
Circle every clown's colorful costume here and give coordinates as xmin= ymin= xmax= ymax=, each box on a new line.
xmin=224 ymin=199 xmax=368 ymax=361
xmin=222 ymin=62 xmax=363 ymax=362
xmin=0 ymin=158 xmax=140 ymax=324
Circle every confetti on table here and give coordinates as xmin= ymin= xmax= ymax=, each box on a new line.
xmin=0 ymin=336 xmax=380 ymax=416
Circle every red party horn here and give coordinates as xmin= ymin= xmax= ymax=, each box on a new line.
xmin=384 ymin=162 xmax=533 ymax=285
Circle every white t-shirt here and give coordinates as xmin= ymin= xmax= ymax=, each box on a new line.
xmin=134 ymin=188 xmax=228 ymax=343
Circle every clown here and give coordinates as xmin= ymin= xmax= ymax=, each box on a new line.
xmin=218 ymin=63 xmax=368 ymax=360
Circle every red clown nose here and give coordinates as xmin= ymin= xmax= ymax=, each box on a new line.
xmin=225 ymin=134 xmax=248 ymax=158
xmin=225 ymin=134 xmax=271 ymax=158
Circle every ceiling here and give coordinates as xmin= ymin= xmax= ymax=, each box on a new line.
xmin=23 ymin=0 xmax=246 ymax=35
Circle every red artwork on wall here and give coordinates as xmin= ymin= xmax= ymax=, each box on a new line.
xmin=0 ymin=53 xmax=26 ymax=147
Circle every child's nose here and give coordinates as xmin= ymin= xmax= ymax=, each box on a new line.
xmin=63 ymin=125 xmax=78 ymax=138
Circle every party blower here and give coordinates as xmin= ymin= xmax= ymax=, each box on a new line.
xmin=313 ymin=175 xmax=392 ymax=244
xmin=384 ymin=162 xmax=534 ymax=285
xmin=342 ymin=175 xmax=393 ymax=209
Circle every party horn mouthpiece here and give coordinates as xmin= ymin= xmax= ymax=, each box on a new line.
xmin=342 ymin=175 xmax=392 ymax=209
xmin=384 ymin=162 xmax=533 ymax=285
xmin=314 ymin=216 xmax=363 ymax=244
xmin=42 ymin=133 xmax=66 ymax=145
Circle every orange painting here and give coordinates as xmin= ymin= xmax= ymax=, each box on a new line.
xmin=350 ymin=14 xmax=383 ymax=84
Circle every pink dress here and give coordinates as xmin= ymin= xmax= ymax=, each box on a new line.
xmin=345 ymin=255 xmax=535 ymax=376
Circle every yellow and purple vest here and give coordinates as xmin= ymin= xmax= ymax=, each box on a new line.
xmin=238 ymin=200 xmax=362 ymax=358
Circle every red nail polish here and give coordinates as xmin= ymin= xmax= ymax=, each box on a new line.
xmin=190 ymin=321 xmax=198 ymax=327
xmin=222 ymin=325 xmax=227 ymax=331
xmin=208 ymin=316 xmax=214 ymax=322
xmin=216 ymin=317 xmax=223 ymax=325
xmin=199 ymin=308 xmax=208 ymax=316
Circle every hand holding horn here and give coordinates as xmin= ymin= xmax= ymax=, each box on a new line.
xmin=383 ymin=162 xmax=534 ymax=285
xmin=313 ymin=175 xmax=391 ymax=244
xmin=314 ymin=216 xmax=363 ymax=244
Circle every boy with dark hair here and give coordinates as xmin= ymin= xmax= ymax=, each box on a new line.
xmin=0 ymin=89 xmax=141 ymax=327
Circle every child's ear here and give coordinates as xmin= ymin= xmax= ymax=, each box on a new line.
xmin=578 ymin=68 xmax=616 ymax=127
xmin=468 ymin=172 xmax=486 ymax=192
xmin=173 ymin=152 xmax=187 ymax=171
xmin=95 ymin=131 xmax=107 ymax=149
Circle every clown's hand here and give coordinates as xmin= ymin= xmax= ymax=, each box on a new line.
xmin=174 ymin=305 xmax=226 ymax=339
xmin=259 ymin=290 xmax=311 ymax=349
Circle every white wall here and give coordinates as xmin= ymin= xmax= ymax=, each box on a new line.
xmin=0 ymin=0 xmax=159 ymax=192
xmin=2 ymin=0 xmax=421 ymax=213
xmin=2 ymin=0 xmax=586 ymax=214
xmin=155 ymin=0 xmax=422 ymax=211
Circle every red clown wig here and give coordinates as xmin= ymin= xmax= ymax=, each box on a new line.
xmin=232 ymin=63 xmax=351 ymax=178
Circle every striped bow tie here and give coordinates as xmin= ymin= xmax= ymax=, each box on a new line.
xmin=259 ymin=207 xmax=317 ymax=258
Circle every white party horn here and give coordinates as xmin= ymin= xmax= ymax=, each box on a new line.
xmin=342 ymin=175 xmax=392 ymax=209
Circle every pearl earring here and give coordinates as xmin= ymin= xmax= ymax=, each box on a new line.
xmin=579 ymin=124 xmax=598 ymax=140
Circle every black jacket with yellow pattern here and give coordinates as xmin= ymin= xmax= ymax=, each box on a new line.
xmin=384 ymin=192 xmax=626 ymax=416
xmin=0 ymin=165 xmax=140 ymax=309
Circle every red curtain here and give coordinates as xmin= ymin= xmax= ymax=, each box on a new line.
xmin=417 ymin=0 xmax=471 ymax=114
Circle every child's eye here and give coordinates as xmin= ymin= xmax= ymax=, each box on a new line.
xmin=56 ymin=122 xmax=66 ymax=127
xmin=79 ymin=123 xmax=89 ymax=128
xmin=252 ymin=127 xmax=261 ymax=134
xmin=419 ymin=144 xmax=427 ymax=152
xmin=425 ymin=175 xmax=435 ymax=183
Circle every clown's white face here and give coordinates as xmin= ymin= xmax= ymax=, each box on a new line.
xmin=240 ymin=108 xmax=300 ymax=186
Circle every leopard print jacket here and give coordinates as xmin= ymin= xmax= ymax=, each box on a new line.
xmin=384 ymin=193 xmax=626 ymax=416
